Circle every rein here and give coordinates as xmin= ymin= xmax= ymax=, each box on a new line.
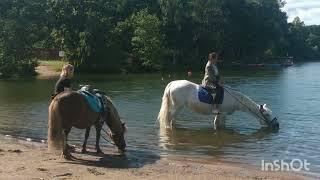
xmin=224 ymin=87 xmax=274 ymax=125
xmin=100 ymin=96 xmax=116 ymax=146
xmin=101 ymin=127 xmax=115 ymax=145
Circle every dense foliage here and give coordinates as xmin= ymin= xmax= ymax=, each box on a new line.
xmin=0 ymin=0 xmax=46 ymax=77
xmin=1 ymin=0 xmax=320 ymax=76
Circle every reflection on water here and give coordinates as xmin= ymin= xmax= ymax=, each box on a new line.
xmin=158 ymin=127 xmax=277 ymax=153
xmin=0 ymin=63 xmax=320 ymax=173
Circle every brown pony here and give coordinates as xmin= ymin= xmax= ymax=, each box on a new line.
xmin=48 ymin=91 xmax=126 ymax=159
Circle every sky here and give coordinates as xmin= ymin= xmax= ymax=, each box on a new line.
xmin=283 ymin=0 xmax=320 ymax=25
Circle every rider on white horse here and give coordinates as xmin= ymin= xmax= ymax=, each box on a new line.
xmin=157 ymin=80 xmax=279 ymax=129
xmin=201 ymin=52 xmax=224 ymax=115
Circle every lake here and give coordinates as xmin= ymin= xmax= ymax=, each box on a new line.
xmin=0 ymin=62 xmax=319 ymax=174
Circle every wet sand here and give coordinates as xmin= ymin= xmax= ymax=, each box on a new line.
xmin=0 ymin=136 xmax=316 ymax=180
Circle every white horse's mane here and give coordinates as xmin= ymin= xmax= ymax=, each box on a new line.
xmin=224 ymin=86 xmax=260 ymax=112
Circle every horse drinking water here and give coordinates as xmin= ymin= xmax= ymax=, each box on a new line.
xmin=158 ymin=80 xmax=279 ymax=129
xmin=48 ymin=91 xmax=126 ymax=159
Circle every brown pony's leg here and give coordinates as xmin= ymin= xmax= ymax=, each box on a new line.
xmin=82 ymin=127 xmax=90 ymax=153
xmin=95 ymin=123 xmax=103 ymax=154
xmin=63 ymin=145 xmax=72 ymax=160
xmin=64 ymin=128 xmax=75 ymax=152
xmin=62 ymin=131 xmax=72 ymax=160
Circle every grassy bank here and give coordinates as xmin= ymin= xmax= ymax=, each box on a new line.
xmin=35 ymin=60 xmax=68 ymax=78
xmin=38 ymin=60 xmax=67 ymax=72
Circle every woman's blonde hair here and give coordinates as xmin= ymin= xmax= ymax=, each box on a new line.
xmin=60 ymin=64 xmax=74 ymax=78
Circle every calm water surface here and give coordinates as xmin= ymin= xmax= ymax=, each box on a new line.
xmin=0 ymin=62 xmax=319 ymax=173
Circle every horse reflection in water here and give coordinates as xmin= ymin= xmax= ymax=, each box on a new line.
xmin=159 ymin=126 xmax=276 ymax=153
xmin=158 ymin=80 xmax=279 ymax=130
xmin=48 ymin=91 xmax=126 ymax=159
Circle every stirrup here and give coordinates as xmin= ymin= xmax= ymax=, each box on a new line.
xmin=212 ymin=109 xmax=220 ymax=115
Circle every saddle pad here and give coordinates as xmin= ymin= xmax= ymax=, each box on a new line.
xmin=198 ymin=87 xmax=214 ymax=104
xmin=78 ymin=90 xmax=104 ymax=112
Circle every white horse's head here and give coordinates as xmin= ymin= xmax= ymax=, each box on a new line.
xmin=259 ymin=104 xmax=279 ymax=129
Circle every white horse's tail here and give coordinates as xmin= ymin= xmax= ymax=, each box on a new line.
xmin=157 ymin=82 xmax=172 ymax=128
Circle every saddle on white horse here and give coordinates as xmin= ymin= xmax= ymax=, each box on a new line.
xmin=198 ymin=86 xmax=216 ymax=104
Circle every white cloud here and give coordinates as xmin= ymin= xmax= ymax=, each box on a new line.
xmin=283 ymin=0 xmax=320 ymax=25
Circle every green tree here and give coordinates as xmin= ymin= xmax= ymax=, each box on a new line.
xmin=113 ymin=9 xmax=167 ymax=72
xmin=131 ymin=9 xmax=167 ymax=71
xmin=47 ymin=0 xmax=119 ymax=72
xmin=222 ymin=0 xmax=288 ymax=62
xmin=159 ymin=0 xmax=195 ymax=68
xmin=2 ymin=0 xmax=320 ymax=76
xmin=0 ymin=0 xmax=45 ymax=77
xmin=286 ymin=17 xmax=311 ymax=59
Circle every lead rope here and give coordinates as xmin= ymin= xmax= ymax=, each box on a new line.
xmin=224 ymin=87 xmax=269 ymax=124
xmin=99 ymin=94 xmax=116 ymax=146
xmin=101 ymin=127 xmax=115 ymax=145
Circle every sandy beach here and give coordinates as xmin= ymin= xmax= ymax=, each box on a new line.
xmin=0 ymin=136 xmax=316 ymax=180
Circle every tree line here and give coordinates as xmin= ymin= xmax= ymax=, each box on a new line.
xmin=1 ymin=0 xmax=320 ymax=77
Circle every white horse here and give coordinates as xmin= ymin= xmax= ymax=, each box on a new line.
xmin=157 ymin=80 xmax=279 ymax=129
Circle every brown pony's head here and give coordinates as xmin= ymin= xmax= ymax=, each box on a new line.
xmin=110 ymin=122 xmax=127 ymax=153
xmin=103 ymin=96 xmax=127 ymax=153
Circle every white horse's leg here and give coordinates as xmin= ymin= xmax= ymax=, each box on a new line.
xmin=213 ymin=114 xmax=226 ymax=130
xmin=213 ymin=115 xmax=218 ymax=129
xmin=164 ymin=111 xmax=172 ymax=129
xmin=170 ymin=108 xmax=177 ymax=128
xmin=169 ymin=98 xmax=184 ymax=128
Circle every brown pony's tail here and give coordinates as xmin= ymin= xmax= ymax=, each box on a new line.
xmin=47 ymin=100 xmax=64 ymax=153
xmin=157 ymin=81 xmax=172 ymax=128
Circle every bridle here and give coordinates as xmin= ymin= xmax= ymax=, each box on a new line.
xmin=224 ymin=87 xmax=277 ymax=125
xmin=259 ymin=108 xmax=278 ymax=126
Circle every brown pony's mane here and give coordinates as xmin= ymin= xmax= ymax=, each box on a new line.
xmin=104 ymin=96 xmax=127 ymax=133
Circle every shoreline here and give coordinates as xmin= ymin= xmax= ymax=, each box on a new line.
xmin=0 ymin=135 xmax=317 ymax=180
